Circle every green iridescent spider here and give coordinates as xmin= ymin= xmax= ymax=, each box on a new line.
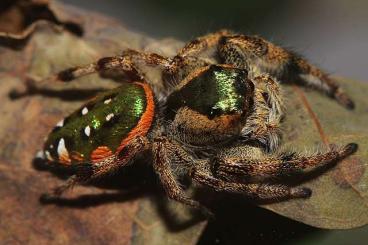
xmin=33 ymin=30 xmax=357 ymax=216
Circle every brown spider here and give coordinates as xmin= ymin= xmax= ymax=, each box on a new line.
xmin=34 ymin=30 xmax=357 ymax=216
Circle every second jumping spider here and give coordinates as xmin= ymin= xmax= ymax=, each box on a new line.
xmin=35 ymin=30 xmax=357 ymax=215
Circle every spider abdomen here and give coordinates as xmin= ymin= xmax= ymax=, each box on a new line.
xmin=42 ymin=82 xmax=155 ymax=165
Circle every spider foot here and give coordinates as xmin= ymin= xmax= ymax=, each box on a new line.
xmin=335 ymin=89 xmax=355 ymax=110
xmin=341 ymin=143 xmax=358 ymax=156
xmin=9 ymin=77 xmax=38 ymax=99
xmin=291 ymin=187 xmax=312 ymax=198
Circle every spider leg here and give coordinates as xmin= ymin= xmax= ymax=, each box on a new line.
xmin=176 ymin=29 xmax=233 ymax=58
xmin=27 ymin=49 xmax=171 ymax=89
xmin=158 ymin=30 xmax=233 ymax=84
xmin=152 ymin=136 xmax=212 ymax=216
xmin=40 ymin=136 xmax=150 ymax=202
xmin=219 ymin=34 xmax=354 ymax=109
xmin=40 ymin=174 xmax=81 ymax=202
xmin=212 ymin=143 xmax=357 ymax=183
xmin=292 ymin=55 xmax=354 ymax=109
xmin=242 ymin=74 xmax=284 ymax=151
xmin=190 ymin=162 xmax=311 ymax=200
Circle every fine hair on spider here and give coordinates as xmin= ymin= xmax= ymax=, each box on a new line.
xmin=26 ymin=29 xmax=358 ymax=216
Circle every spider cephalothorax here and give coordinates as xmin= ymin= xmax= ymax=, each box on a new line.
xmin=165 ymin=65 xmax=254 ymax=146
xmin=32 ymin=30 xmax=357 ymax=215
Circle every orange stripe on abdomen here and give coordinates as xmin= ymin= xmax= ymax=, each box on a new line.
xmin=116 ymin=82 xmax=155 ymax=153
xmin=91 ymin=146 xmax=113 ymax=162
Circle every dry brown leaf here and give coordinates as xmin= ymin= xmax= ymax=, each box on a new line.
xmin=0 ymin=1 xmax=205 ymax=244
xmin=0 ymin=0 xmax=83 ymax=49
xmin=0 ymin=1 xmax=367 ymax=244
xmin=262 ymin=80 xmax=368 ymax=229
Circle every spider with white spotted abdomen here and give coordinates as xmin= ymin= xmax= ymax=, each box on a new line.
xmin=29 ymin=30 xmax=358 ymax=216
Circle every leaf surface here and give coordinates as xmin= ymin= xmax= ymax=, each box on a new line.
xmin=0 ymin=2 xmax=205 ymax=244
xmin=0 ymin=2 xmax=367 ymax=245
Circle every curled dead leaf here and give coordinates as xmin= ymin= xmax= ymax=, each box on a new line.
xmin=0 ymin=0 xmax=83 ymax=49
xmin=0 ymin=1 xmax=368 ymax=244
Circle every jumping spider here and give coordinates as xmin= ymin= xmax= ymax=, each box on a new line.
xmin=34 ymin=30 xmax=357 ymax=215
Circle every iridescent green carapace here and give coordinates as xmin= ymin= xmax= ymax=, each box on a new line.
xmin=166 ymin=65 xmax=253 ymax=119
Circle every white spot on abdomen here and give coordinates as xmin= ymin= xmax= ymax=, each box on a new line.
xmin=57 ymin=138 xmax=69 ymax=158
xmin=106 ymin=113 xmax=114 ymax=121
xmin=45 ymin=151 xmax=54 ymax=161
xmin=104 ymin=98 xmax=112 ymax=104
xmin=82 ymin=107 xmax=89 ymax=115
xmin=56 ymin=119 xmax=64 ymax=127
xmin=84 ymin=125 xmax=91 ymax=137
xmin=37 ymin=150 xmax=54 ymax=161
xmin=35 ymin=150 xmax=44 ymax=159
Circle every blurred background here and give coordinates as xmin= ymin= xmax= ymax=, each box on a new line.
xmin=60 ymin=0 xmax=368 ymax=81
xmin=58 ymin=1 xmax=368 ymax=244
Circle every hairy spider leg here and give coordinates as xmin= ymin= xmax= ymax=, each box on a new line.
xmin=219 ymin=34 xmax=354 ymax=109
xmin=152 ymin=136 xmax=213 ymax=217
xmin=176 ymin=29 xmax=233 ymax=58
xmin=172 ymin=30 xmax=354 ymax=109
xmin=242 ymin=74 xmax=284 ymax=151
xmin=163 ymin=30 xmax=232 ymax=83
xmin=27 ymin=49 xmax=172 ymax=88
xmin=212 ymin=143 xmax=358 ymax=183
xmin=190 ymin=162 xmax=311 ymax=200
